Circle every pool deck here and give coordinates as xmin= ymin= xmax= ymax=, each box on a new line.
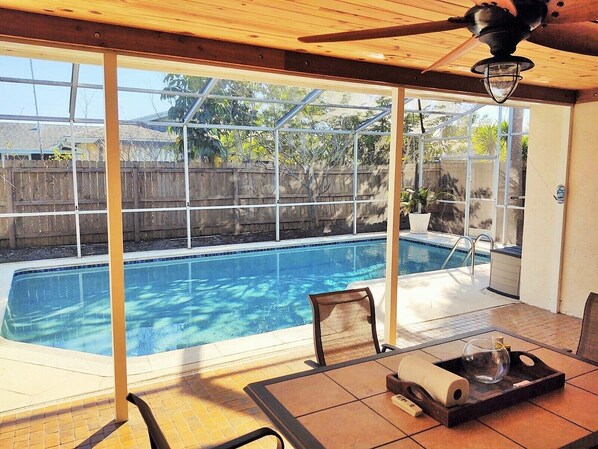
xmin=0 ymin=231 xmax=510 ymax=415
xmin=0 ymin=298 xmax=583 ymax=449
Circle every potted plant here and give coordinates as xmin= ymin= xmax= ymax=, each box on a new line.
xmin=401 ymin=187 xmax=448 ymax=234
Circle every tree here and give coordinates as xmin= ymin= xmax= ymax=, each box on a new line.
xmin=471 ymin=120 xmax=528 ymax=161
xmin=471 ymin=121 xmax=507 ymax=158
xmin=162 ymin=76 xmax=258 ymax=163
xmin=356 ymin=97 xmax=391 ymax=166
xmin=219 ymin=82 xmax=307 ymax=165
xmin=254 ymin=108 xmax=354 ymax=228
xmin=423 ymin=107 xmax=480 ymax=163
xmin=357 ymin=98 xmax=443 ymax=167
xmin=161 ymin=75 xmax=394 ymax=228
xmin=253 ymin=93 xmax=393 ymax=228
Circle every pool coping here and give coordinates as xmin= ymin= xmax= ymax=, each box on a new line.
xmin=0 ymin=231 xmax=495 ymax=378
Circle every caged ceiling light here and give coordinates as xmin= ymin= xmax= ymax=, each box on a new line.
xmin=470 ymin=26 xmax=536 ymax=104
xmin=471 ymin=54 xmax=534 ymax=104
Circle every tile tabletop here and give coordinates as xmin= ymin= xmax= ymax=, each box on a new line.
xmin=246 ymin=328 xmax=598 ymax=449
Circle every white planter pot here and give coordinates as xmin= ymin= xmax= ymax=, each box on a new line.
xmin=409 ymin=213 xmax=431 ymax=234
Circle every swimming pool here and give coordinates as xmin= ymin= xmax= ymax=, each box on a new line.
xmin=1 ymin=238 xmax=488 ymax=356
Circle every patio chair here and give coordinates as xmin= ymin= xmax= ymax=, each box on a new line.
xmin=576 ymin=292 xmax=598 ymax=363
xmin=126 ymin=393 xmax=284 ymax=449
xmin=308 ymin=287 xmax=397 ymax=367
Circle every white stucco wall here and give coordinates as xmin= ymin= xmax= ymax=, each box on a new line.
xmin=520 ymin=104 xmax=571 ymax=313
xmin=559 ymin=101 xmax=598 ymax=317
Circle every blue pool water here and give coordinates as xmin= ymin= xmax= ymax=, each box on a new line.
xmin=1 ymin=239 xmax=488 ymax=356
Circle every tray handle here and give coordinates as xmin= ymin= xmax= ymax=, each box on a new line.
xmin=388 ymin=379 xmax=438 ymax=409
xmin=510 ymin=351 xmax=551 ymax=370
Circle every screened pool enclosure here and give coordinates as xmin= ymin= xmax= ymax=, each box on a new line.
xmin=0 ymin=52 xmax=529 ymax=257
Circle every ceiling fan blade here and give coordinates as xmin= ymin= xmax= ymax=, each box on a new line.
xmin=298 ymin=20 xmax=470 ymax=43
xmin=544 ymin=0 xmax=598 ymax=23
xmin=528 ymin=22 xmax=598 ymax=56
xmin=422 ymin=36 xmax=481 ymax=73
xmin=471 ymin=0 xmax=517 ymax=17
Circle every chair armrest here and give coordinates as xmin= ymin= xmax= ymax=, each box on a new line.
xmin=212 ymin=427 xmax=284 ymax=449
xmin=381 ymin=343 xmax=399 ymax=352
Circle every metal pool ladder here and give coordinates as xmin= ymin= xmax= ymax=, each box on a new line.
xmin=441 ymin=233 xmax=495 ymax=275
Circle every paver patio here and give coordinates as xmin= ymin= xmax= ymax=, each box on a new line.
xmin=0 ymin=302 xmax=583 ymax=449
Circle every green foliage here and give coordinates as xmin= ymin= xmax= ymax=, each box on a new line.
xmin=162 ymin=76 xmax=263 ymax=162
xmin=470 ymin=120 xmax=528 ymax=161
xmin=401 ymin=186 xmax=452 ymax=214
xmin=521 ymin=135 xmax=528 ymax=159
xmin=400 ymin=189 xmax=416 ymax=215
xmin=51 ymin=147 xmax=72 ymax=160
xmin=358 ymin=134 xmax=390 ymax=165
xmin=471 ymin=121 xmax=507 ymax=158
xmin=404 ymin=104 xmax=469 ymax=163
xmin=357 ymin=97 xmax=391 ymax=165
xmin=253 ymin=94 xmax=390 ymax=171
xmin=162 ymin=74 xmax=223 ymax=162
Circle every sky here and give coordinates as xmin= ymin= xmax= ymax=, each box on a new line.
xmin=0 ymin=54 xmax=527 ymax=130
xmin=0 ymin=55 xmax=171 ymax=121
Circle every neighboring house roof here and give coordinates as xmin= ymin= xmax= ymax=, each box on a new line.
xmin=0 ymin=122 xmax=72 ymax=152
xmin=0 ymin=122 xmax=175 ymax=153
xmin=68 ymin=124 xmax=175 ymax=143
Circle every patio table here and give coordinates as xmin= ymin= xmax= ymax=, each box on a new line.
xmin=245 ymin=328 xmax=598 ymax=449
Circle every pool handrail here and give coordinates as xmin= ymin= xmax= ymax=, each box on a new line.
xmin=441 ymin=233 xmax=493 ymax=275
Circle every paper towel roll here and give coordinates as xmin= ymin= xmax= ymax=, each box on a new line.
xmin=397 ymin=355 xmax=469 ymax=407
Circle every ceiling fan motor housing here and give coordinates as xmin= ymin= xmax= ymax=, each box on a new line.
xmin=466 ymin=1 xmax=548 ymax=56
xmin=478 ymin=28 xmax=531 ymax=56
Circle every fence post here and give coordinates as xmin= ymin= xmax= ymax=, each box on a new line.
xmin=132 ymin=164 xmax=140 ymax=242
xmin=233 ymin=168 xmax=241 ymax=235
xmin=5 ymin=168 xmax=17 ymax=249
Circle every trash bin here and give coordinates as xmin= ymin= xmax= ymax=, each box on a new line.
xmin=488 ymin=245 xmax=522 ymax=299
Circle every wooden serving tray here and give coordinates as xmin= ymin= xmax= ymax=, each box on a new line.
xmin=386 ymin=351 xmax=565 ymax=427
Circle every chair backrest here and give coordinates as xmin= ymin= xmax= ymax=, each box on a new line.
xmin=576 ymin=292 xmax=598 ymax=363
xmin=127 ymin=393 xmax=172 ymax=449
xmin=309 ymin=287 xmax=381 ymax=366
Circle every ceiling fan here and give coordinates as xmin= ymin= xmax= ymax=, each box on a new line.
xmin=298 ymin=0 xmax=598 ymax=103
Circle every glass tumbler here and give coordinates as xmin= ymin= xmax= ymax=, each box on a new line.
xmin=462 ymin=338 xmax=510 ymax=384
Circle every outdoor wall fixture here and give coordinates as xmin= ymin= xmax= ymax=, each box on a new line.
xmin=471 ymin=54 xmax=534 ymax=104
xmin=554 ymin=184 xmax=566 ymax=204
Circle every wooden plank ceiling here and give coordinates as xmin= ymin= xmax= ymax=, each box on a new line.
xmin=0 ymin=0 xmax=596 ymax=97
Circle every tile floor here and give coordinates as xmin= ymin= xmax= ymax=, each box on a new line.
xmin=0 ymin=301 xmax=584 ymax=449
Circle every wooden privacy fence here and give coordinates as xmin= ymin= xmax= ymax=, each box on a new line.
xmin=0 ymin=161 xmax=390 ymax=249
